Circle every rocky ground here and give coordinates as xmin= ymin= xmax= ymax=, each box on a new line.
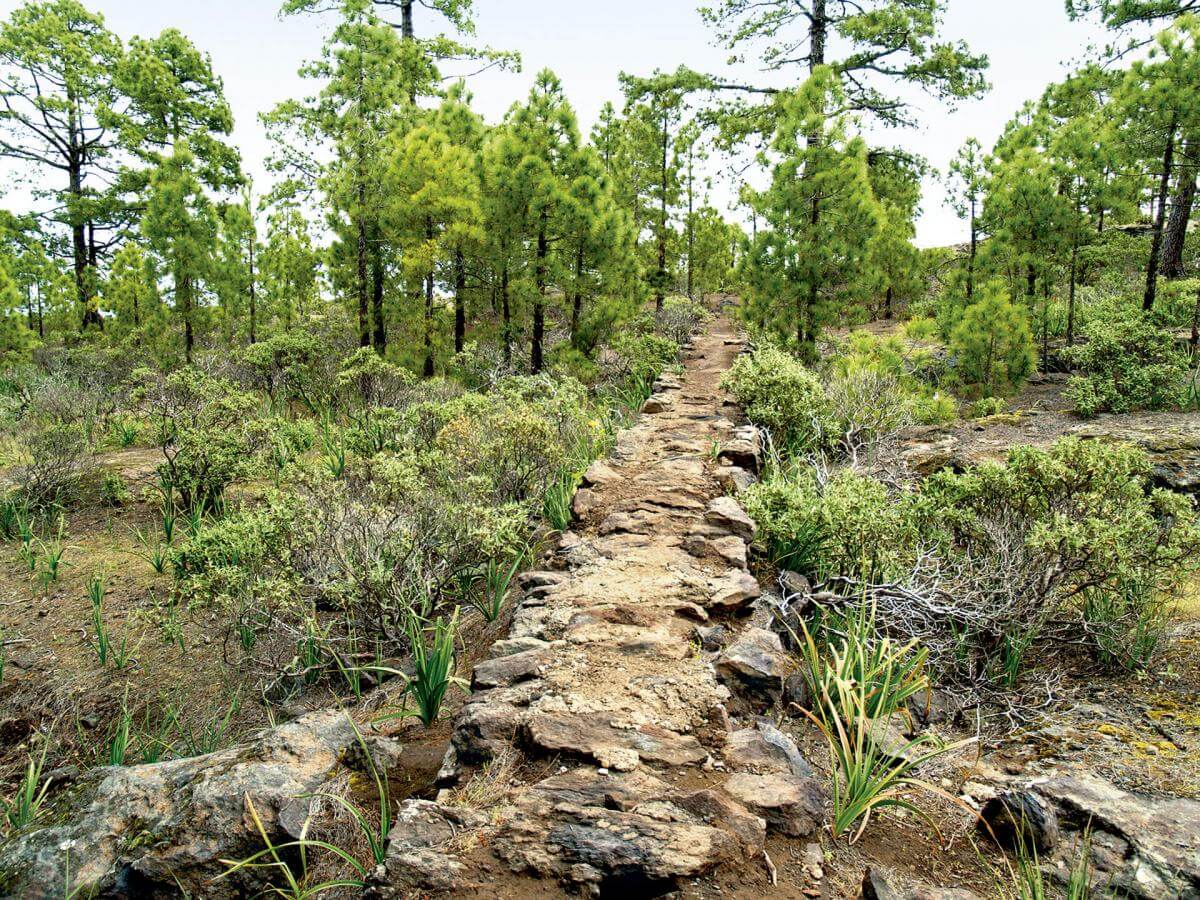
xmin=2 ymin=315 xmax=1198 ymax=899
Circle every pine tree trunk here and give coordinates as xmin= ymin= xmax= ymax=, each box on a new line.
xmin=1145 ymin=122 xmax=1178 ymax=312
xmin=453 ymin=249 xmax=466 ymax=355
xmin=570 ymin=241 xmax=584 ymax=346
xmin=180 ymin=271 xmax=194 ymax=364
xmin=501 ymin=262 xmax=511 ymax=365
xmin=1191 ymin=281 xmax=1200 ymax=348
xmin=1161 ymin=136 xmax=1197 ymax=280
xmin=356 ymin=207 xmax=370 ymax=348
xmin=248 ymin=234 xmax=257 ymax=344
xmin=532 ymin=217 xmax=547 ymax=374
xmin=423 ymin=272 xmax=434 ymax=376
xmin=1068 ymin=216 xmax=1080 ymax=346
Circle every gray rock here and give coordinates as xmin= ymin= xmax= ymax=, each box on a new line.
xmin=1030 ymin=774 xmax=1200 ymax=899
xmin=724 ymin=720 xmax=813 ymax=777
xmin=369 ymin=847 xmax=470 ymax=896
xmin=862 ymin=868 xmax=982 ymax=900
xmin=471 ymin=646 xmax=553 ymax=689
xmin=980 ymin=788 xmax=1059 ymax=853
xmin=524 ymin=712 xmax=708 ymax=767
xmin=343 ymin=734 xmax=405 ymax=776
xmin=722 ymin=772 xmax=825 ymax=837
xmin=716 ymin=627 xmax=790 ymax=699
xmin=695 ymin=624 xmax=732 ymax=652
xmin=641 ymin=395 xmax=672 ymax=414
xmin=716 ymin=465 xmax=757 ymax=494
xmin=704 ymin=496 xmax=756 ymax=541
xmin=0 ymin=710 xmax=357 ymax=898
xmin=705 ymin=569 xmax=761 ymax=610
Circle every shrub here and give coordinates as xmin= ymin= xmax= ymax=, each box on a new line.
xmin=722 ymin=346 xmax=832 ymax=451
xmin=1063 ymin=301 xmax=1188 ymax=417
xmin=608 ymin=328 xmax=679 ymax=384
xmin=142 ymin=368 xmax=268 ymax=513
xmin=742 ymin=467 xmax=914 ymax=581
xmin=948 ymin=284 xmax=1036 ymax=398
xmin=655 ymin=296 xmax=710 ymax=345
xmin=15 ymin=422 xmax=93 ymax=508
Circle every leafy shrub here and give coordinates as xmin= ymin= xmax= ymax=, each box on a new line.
xmin=655 ymin=295 xmax=710 ymax=345
xmin=608 ymin=329 xmax=679 ymax=384
xmin=745 ymin=438 xmax=1199 ymax=679
xmin=969 ymin=396 xmax=1007 ymax=418
xmin=948 ymin=283 xmax=1036 ymax=398
xmin=234 ymin=329 xmax=338 ymax=412
xmin=722 ymin=346 xmax=832 ymax=451
xmin=742 ymin=467 xmax=914 ymax=581
xmin=142 ymin=368 xmax=268 ymax=512
xmin=1063 ymin=301 xmax=1188 ymax=417
xmin=15 ymin=422 xmax=93 ymax=508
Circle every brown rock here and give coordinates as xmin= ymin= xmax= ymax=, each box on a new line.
xmin=723 ymin=772 xmax=825 ymax=836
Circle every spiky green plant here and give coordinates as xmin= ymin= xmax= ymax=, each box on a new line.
xmin=471 ymin=547 xmax=527 ymax=623
xmin=542 ymin=469 xmax=578 ymax=532
xmin=377 ymin=611 xmax=465 ymax=728
xmin=1 ymin=740 xmax=52 ymax=833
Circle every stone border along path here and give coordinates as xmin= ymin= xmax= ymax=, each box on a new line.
xmin=369 ymin=312 xmax=828 ymax=897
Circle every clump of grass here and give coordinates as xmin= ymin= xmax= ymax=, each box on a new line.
xmin=542 ymin=469 xmax=578 ymax=532
xmin=87 ymin=577 xmax=136 ymax=670
xmin=377 ymin=611 xmax=464 ymax=728
xmin=168 ymin=693 xmax=241 ymax=757
xmin=1 ymin=740 xmax=52 ymax=833
xmin=467 ymin=547 xmax=526 ymax=623
xmin=787 ymin=602 xmax=969 ymax=843
xmin=130 ymin=525 xmax=169 ymax=574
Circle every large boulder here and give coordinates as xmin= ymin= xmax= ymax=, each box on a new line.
xmin=0 ymin=710 xmax=357 ymax=898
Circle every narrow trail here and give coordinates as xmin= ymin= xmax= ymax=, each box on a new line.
xmin=382 ymin=313 xmax=825 ymax=897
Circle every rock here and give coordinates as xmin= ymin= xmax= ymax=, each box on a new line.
xmin=0 ymin=710 xmax=357 ymax=898
xmin=492 ymin=769 xmax=744 ymax=893
xmin=705 ymin=570 xmax=761 ymax=611
xmin=471 ymin=646 xmax=553 ymax=689
xmin=684 ymin=534 xmax=748 ymax=568
xmin=572 ymin=487 xmax=599 ymax=518
xmin=724 ymin=720 xmax=813 ymax=777
xmin=581 ymin=460 xmax=621 ymax=488
xmin=1028 ymin=774 xmax=1200 ymax=899
xmin=980 ymin=789 xmax=1059 ymax=853
xmin=487 ymin=636 xmax=550 ymax=659
xmin=862 ymin=868 xmax=982 ymax=900
xmin=718 ymin=439 xmax=760 ymax=471
xmin=723 ymin=772 xmax=825 ymax=837
xmin=783 ymin=673 xmax=811 ymax=711
xmin=675 ymin=789 xmax=767 ymax=857
xmin=451 ymin=688 xmax=533 ymax=764
xmin=642 ymin=395 xmax=672 ymax=414
xmin=525 ymin=713 xmax=708 ymax=767
xmin=704 ymin=496 xmax=756 ymax=541
xmin=369 ymin=847 xmax=470 ymax=896
xmin=388 ymin=799 xmax=487 ymax=854
xmin=778 ymin=570 xmax=811 ymax=600
xmin=716 ymin=465 xmax=757 ymax=494
xmin=908 ymin=685 xmax=962 ymax=728
xmin=694 ymin=624 xmax=732 ymax=652
xmin=343 ymin=735 xmax=405 ymax=776
xmin=716 ymin=628 xmax=789 ymax=699
xmin=517 ymin=570 xmax=565 ymax=590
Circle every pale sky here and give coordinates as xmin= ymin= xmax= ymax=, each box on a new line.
xmin=0 ymin=0 xmax=1111 ymax=247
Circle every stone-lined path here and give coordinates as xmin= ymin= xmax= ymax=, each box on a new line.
xmin=374 ymin=313 xmax=826 ymax=897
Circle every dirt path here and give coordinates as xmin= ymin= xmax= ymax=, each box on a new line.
xmin=371 ymin=314 xmax=829 ymax=897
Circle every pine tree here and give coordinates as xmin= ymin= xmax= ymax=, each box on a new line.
xmin=947 ymin=138 xmax=987 ymax=299
xmin=741 ymin=69 xmax=880 ymax=357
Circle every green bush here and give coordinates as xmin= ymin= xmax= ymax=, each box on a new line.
xmin=722 ymin=346 xmax=832 ymax=450
xmin=1063 ymin=301 xmax=1188 ymax=417
xmin=608 ymin=329 xmax=679 ymax=384
xmin=948 ymin=283 xmax=1036 ymax=398
xmin=143 ymin=368 xmax=267 ymax=513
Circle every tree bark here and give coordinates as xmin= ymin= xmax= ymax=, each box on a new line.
xmin=570 ymin=241 xmax=584 ymax=346
xmin=248 ymin=231 xmax=257 ymax=343
xmin=453 ymin=249 xmax=466 ymax=355
xmin=501 ymin=262 xmax=511 ymax=365
xmin=1161 ymin=136 xmax=1197 ymax=280
xmin=1145 ymin=122 xmax=1178 ymax=312
xmin=356 ymin=210 xmax=369 ymax=348
xmin=532 ymin=215 xmax=547 ymax=373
